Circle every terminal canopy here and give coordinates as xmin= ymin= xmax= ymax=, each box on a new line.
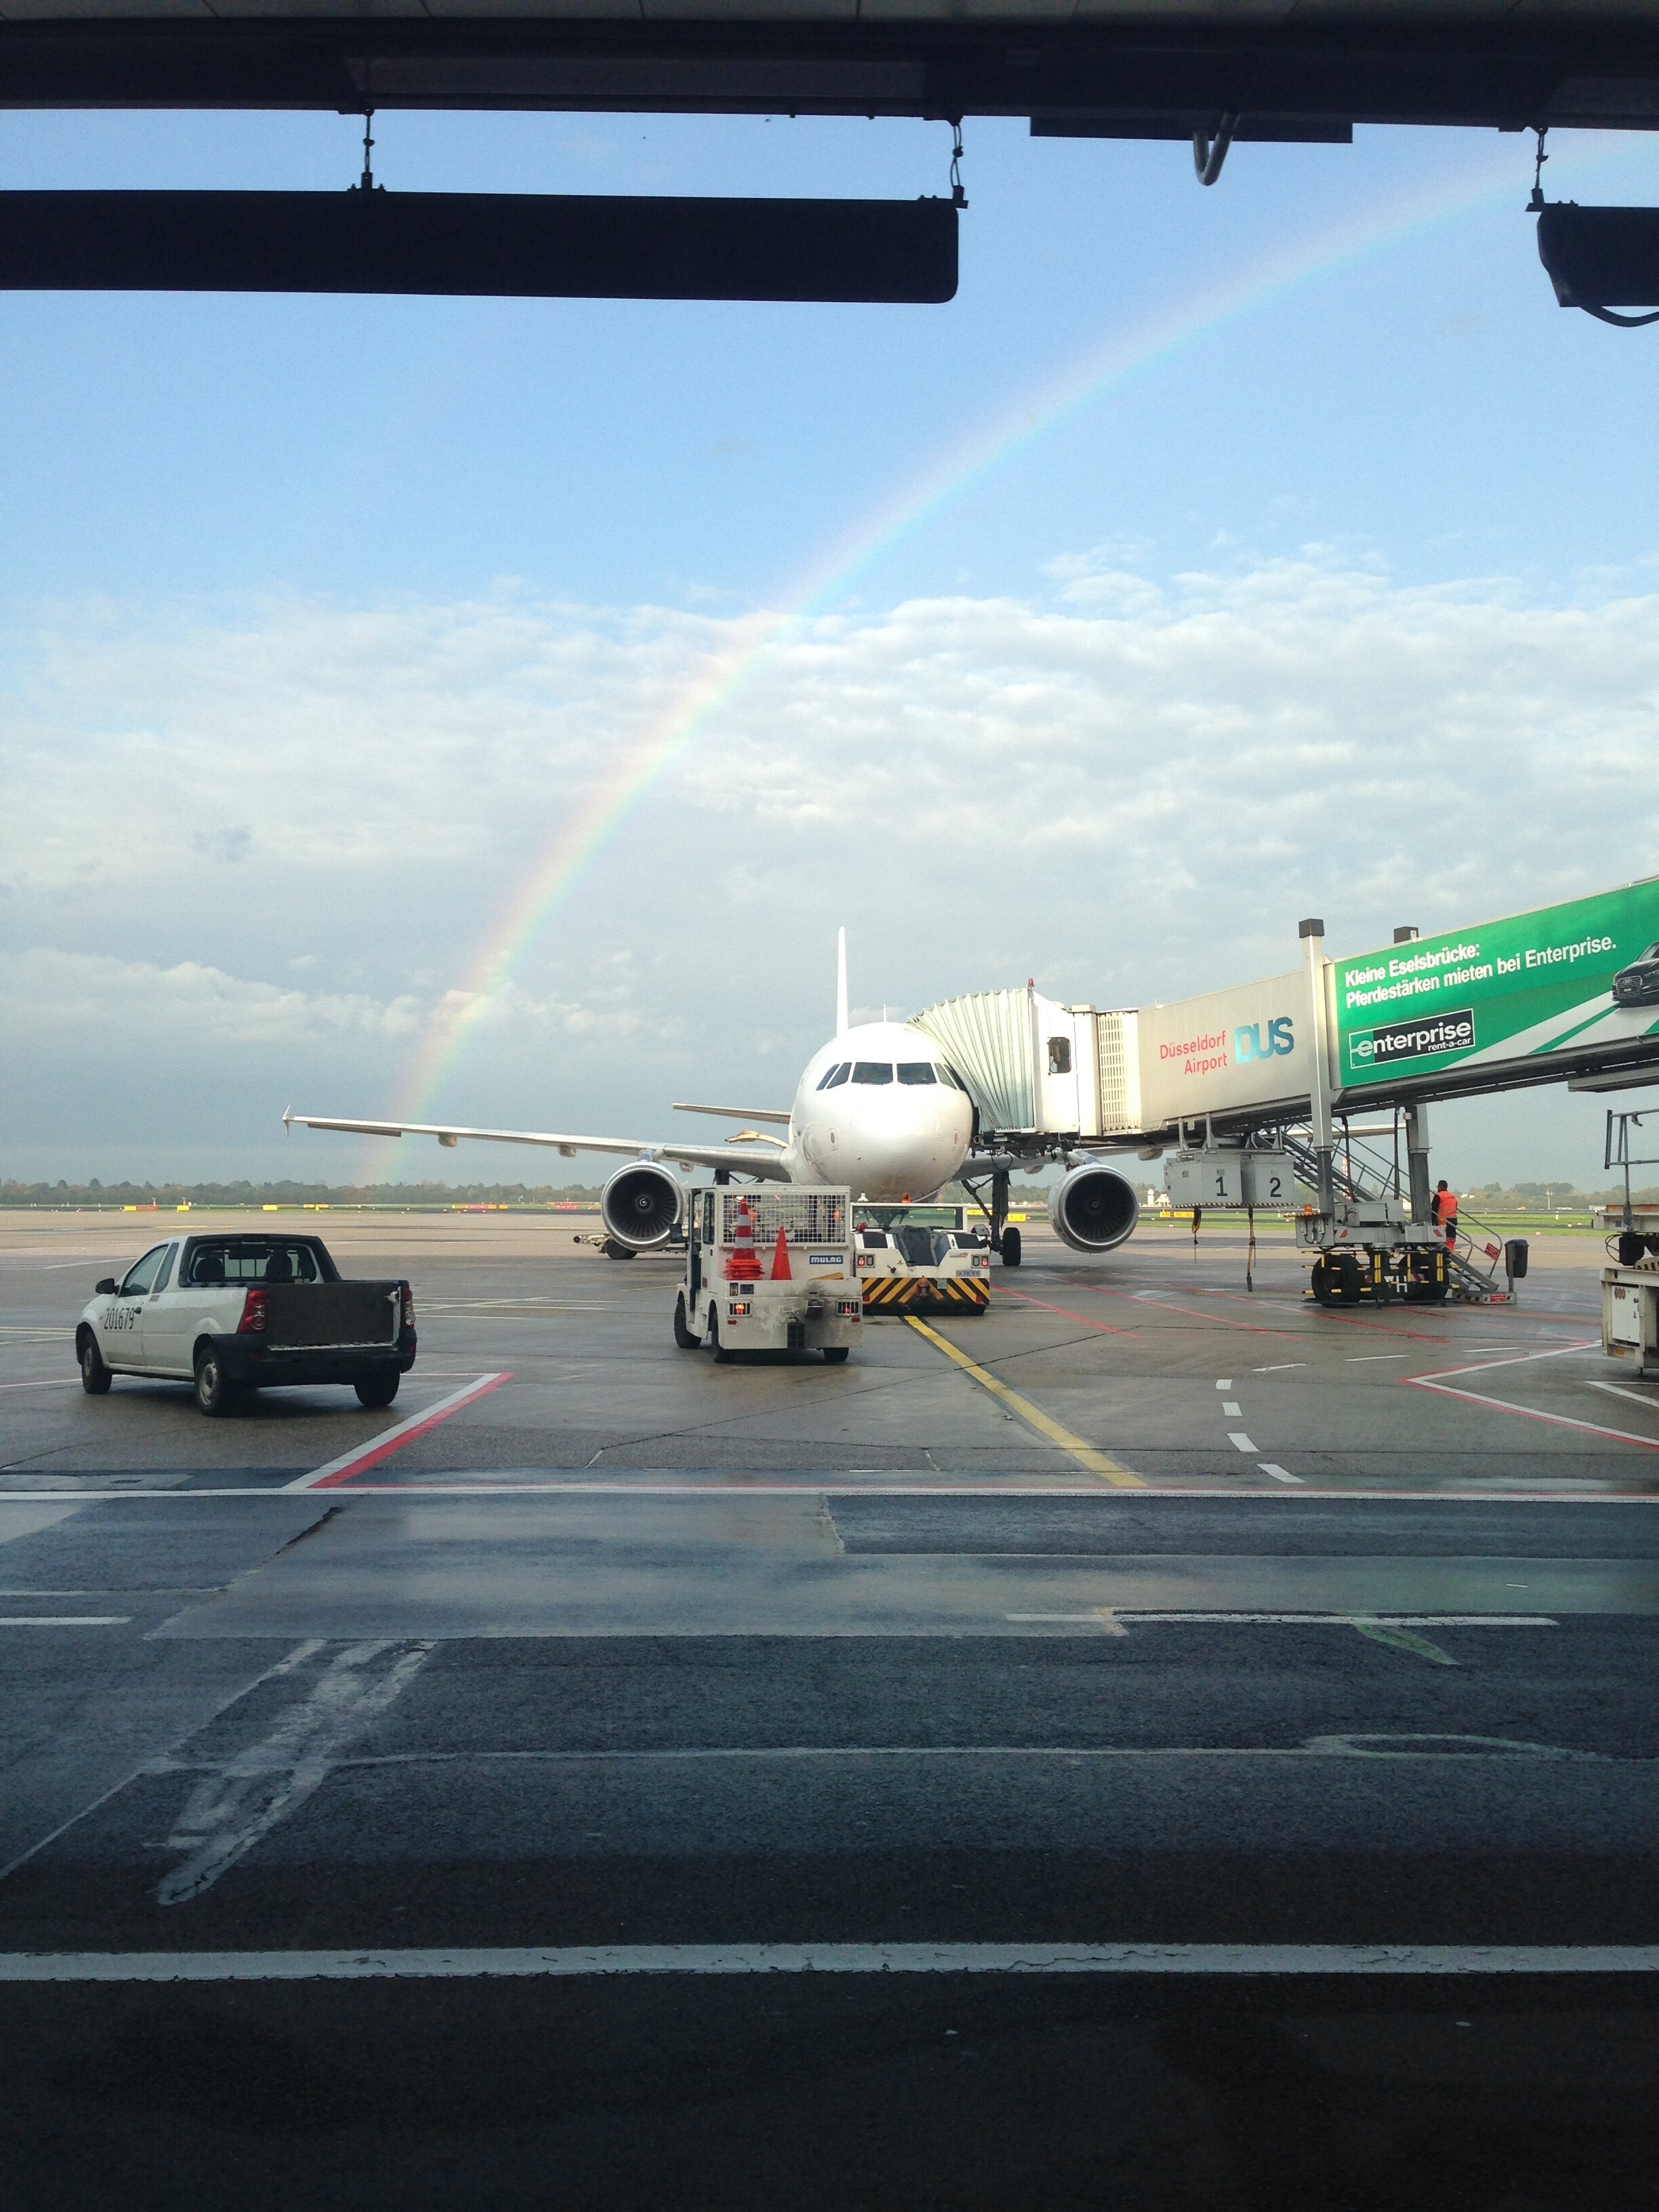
xmin=5 ymin=0 xmax=1659 ymax=140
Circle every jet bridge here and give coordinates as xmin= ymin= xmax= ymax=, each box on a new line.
xmin=917 ymin=873 xmax=1659 ymax=1300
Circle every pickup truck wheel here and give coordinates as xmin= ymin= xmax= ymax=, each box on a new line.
xmin=354 ymin=1372 xmax=401 ymax=1409
xmin=79 ymin=1334 xmax=112 ymax=1395
xmin=673 ymin=1294 xmax=699 ymax=1349
xmin=822 ymin=1346 xmax=850 ymax=1364
xmin=193 ymin=1346 xmax=241 ymax=1418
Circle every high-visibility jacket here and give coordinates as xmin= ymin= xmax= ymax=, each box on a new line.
xmin=1434 ymin=1189 xmax=1459 ymax=1224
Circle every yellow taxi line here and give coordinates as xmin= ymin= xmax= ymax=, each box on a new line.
xmin=903 ymin=1315 xmax=1143 ymax=1488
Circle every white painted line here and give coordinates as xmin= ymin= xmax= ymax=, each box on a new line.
xmin=1259 ymin=1464 xmax=1303 ymax=1485
xmin=1006 ymin=1613 xmax=1556 ymax=1626
xmin=1228 ymin=1432 xmax=1258 ymax=1453
xmin=0 ymin=1616 xmax=129 ymax=1626
xmin=2 ymin=1944 xmax=1652 ymax=1983
xmin=0 ymin=1380 xmax=79 ymax=1392
xmin=1347 ymin=1355 xmax=1408 ymax=1363
xmin=157 ymin=1639 xmax=433 ymax=1905
xmin=1409 ymin=1342 xmax=1659 ymax=1453
xmin=1 ymin=1484 xmax=1656 ymax=1504
xmin=1252 ymin=1364 xmax=1307 ymax=1374
xmin=283 ymin=1373 xmax=513 ymax=1490
xmin=0 ymin=1638 xmax=325 ymax=1889
xmin=1215 ymin=1380 xmax=1233 ymax=1391
xmin=1221 ymin=1401 xmax=1242 ymax=1416
xmin=1587 ymin=1380 xmax=1659 ymax=1414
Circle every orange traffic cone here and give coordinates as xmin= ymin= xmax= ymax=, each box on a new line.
xmin=770 ymin=1226 xmax=792 ymax=1281
xmin=724 ymin=1199 xmax=762 ymax=1282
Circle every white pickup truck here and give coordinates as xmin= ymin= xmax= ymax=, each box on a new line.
xmin=76 ymin=1230 xmax=417 ymax=1416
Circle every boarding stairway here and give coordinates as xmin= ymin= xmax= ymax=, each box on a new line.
xmin=1275 ymin=1124 xmax=1515 ymax=1304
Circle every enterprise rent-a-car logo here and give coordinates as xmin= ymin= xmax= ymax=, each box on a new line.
xmin=1351 ymin=1008 xmax=1475 ymax=1067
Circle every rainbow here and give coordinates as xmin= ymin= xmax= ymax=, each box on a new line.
xmin=386 ymin=134 xmax=1631 ymax=1147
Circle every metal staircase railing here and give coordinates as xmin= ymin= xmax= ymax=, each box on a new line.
xmin=1273 ymin=1122 xmax=1513 ymax=1303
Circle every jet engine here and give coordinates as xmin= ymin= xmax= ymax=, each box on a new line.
xmin=1049 ymin=1162 xmax=1140 ymax=1254
xmin=600 ymin=1161 xmax=684 ymax=1250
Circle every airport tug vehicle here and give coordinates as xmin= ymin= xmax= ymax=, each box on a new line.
xmin=674 ymin=1185 xmax=861 ymax=1361
xmin=853 ymin=1204 xmax=991 ymax=1315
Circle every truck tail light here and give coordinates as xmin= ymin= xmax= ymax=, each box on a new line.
xmin=401 ymin=1284 xmax=416 ymax=1330
xmin=237 ymin=1288 xmax=268 ymax=1335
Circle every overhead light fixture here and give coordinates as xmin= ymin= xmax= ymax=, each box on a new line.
xmin=1536 ymin=202 xmax=1659 ymax=327
xmin=0 ymin=190 xmax=958 ymax=305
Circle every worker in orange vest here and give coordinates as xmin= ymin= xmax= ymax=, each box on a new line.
xmin=1431 ymin=1180 xmax=1459 ymax=1246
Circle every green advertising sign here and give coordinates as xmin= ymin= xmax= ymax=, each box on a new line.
xmin=1334 ymin=877 xmax=1659 ymax=1093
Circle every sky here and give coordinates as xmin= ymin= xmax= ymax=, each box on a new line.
xmin=4 ymin=108 xmax=1659 ymax=1189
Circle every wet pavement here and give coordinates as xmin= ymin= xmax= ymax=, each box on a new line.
xmin=3 ymin=1210 xmax=1658 ymax=2207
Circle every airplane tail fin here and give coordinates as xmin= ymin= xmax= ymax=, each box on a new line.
xmin=836 ymin=926 xmax=849 ymax=1038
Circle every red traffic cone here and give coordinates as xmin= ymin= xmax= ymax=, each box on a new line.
xmin=724 ymin=1198 xmax=762 ymax=1282
xmin=770 ymin=1226 xmax=792 ymax=1281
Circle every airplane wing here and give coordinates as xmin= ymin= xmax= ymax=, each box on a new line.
xmin=672 ymin=1102 xmax=792 ymax=1125
xmin=282 ymin=1111 xmax=793 ymax=1181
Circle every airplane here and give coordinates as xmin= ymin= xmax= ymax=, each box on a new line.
xmin=284 ymin=931 xmax=1143 ymax=1263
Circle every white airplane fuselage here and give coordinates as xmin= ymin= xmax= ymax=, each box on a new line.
xmin=776 ymin=1020 xmax=974 ymax=1202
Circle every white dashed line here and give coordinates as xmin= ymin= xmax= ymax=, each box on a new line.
xmin=1228 ymin=1432 xmax=1258 ymax=1453
xmin=1258 ymin=1464 xmax=1303 ymax=1485
xmin=1215 ymin=1379 xmax=1232 ymax=1391
xmin=1222 ymin=1401 xmax=1242 ymax=1416
xmin=1347 ymin=1354 xmax=1408 ymax=1363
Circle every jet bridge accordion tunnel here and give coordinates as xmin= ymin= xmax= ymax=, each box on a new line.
xmin=0 ymin=189 xmax=958 ymax=304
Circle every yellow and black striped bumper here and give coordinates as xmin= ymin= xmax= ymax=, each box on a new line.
xmin=861 ymin=1273 xmax=990 ymax=1313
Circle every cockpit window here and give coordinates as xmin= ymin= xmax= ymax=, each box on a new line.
xmin=817 ymin=1062 xmax=851 ymax=1090
xmin=937 ymin=1065 xmax=968 ymax=1092
xmin=896 ymin=1062 xmax=936 ymax=1086
xmin=851 ymin=1063 xmax=893 ymax=1085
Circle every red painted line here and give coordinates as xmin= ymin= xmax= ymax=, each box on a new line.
xmin=1401 ymin=1341 xmax=1659 ymax=1452
xmin=284 ymin=1373 xmax=513 ymax=1491
xmin=1000 ymin=1288 xmax=1139 ymax=1337
xmin=1088 ymin=1286 xmax=1304 ymax=1340
xmin=1187 ymin=1284 xmax=1451 ymax=1343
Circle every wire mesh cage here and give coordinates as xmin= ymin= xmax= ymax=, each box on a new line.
xmin=721 ymin=1191 xmax=846 ymax=1246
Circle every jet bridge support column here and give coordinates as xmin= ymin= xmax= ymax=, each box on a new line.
xmin=1300 ymin=917 xmax=1335 ymax=1215
xmin=1394 ymin=930 xmax=1432 ymax=1227
xmin=1404 ymin=1103 xmax=1432 ymax=1227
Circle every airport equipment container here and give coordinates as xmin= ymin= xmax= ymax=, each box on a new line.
xmin=674 ymin=1185 xmax=861 ymax=1361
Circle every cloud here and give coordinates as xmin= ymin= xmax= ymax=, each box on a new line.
xmin=0 ymin=948 xmax=425 ymax=1046
xmin=190 ymin=825 xmax=252 ymax=864
xmin=4 ymin=550 xmax=1658 ymax=1176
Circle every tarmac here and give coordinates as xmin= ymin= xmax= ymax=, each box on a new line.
xmin=3 ymin=1206 xmax=1657 ymax=2209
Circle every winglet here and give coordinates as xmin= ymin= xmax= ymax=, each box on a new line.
xmin=283 ymin=1107 xmax=292 ymax=1132
xmin=836 ymin=926 xmax=849 ymax=1038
